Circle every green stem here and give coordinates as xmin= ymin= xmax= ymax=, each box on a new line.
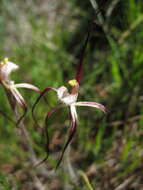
xmin=79 ymin=170 xmax=94 ymax=190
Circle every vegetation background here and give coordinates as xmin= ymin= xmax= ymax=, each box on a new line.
xmin=0 ymin=0 xmax=143 ymax=189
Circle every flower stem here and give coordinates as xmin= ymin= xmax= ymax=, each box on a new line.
xmin=79 ymin=170 xmax=94 ymax=190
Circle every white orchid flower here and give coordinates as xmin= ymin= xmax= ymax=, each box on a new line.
xmin=0 ymin=58 xmax=40 ymax=122
xmin=32 ymin=27 xmax=107 ymax=168
xmin=32 ymin=79 xmax=107 ymax=168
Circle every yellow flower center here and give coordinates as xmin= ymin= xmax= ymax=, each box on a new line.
xmin=4 ymin=58 xmax=9 ymax=62
xmin=68 ymin=79 xmax=78 ymax=87
xmin=0 ymin=58 xmax=9 ymax=66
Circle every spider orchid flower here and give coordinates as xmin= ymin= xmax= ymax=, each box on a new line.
xmin=32 ymin=79 xmax=107 ymax=169
xmin=0 ymin=58 xmax=40 ymax=123
xmin=32 ymin=28 xmax=107 ymax=169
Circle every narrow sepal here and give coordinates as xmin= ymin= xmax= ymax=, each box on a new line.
xmin=74 ymin=101 xmax=107 ymax=113
xmin=10 ymin=88 xmax=27 ymax=109
xmin=16 ymin=107 xmax=28 ymax=127
xmin=35 ymin=105 xmax=62 ymax=167
xmin=6 ymin=88 xmax=28 ymax=126
xmin=56 ymin=107 xmax=77 ymax=169
xmin=32 ymin=87 xmax=57 ymax=127
xmin=75 ymin=29 xmax=90 ymax=84
xmin=15 ymin=83 xmax=40 ymax=92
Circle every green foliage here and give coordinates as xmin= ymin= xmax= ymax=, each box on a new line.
xmin=0 ymin=0 xmax=143 ymax=189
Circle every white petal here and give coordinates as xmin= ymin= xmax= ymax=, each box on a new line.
xmin=14 ymin=83 xmax=40 ymax=92
xmin=74 ymin=101 xmax=107 ymax=113
xmin=57 ymin=86 xmax=69 ymax=99
xmin=0 ymin=61 xmax=19 ymax=81
xmin=10 ymin=87 xmax=26 ymax=108
xmin=70 ymin=104 xmax=78 ymax=122
xmin=57 ymin=86 xmax=78 ymax=105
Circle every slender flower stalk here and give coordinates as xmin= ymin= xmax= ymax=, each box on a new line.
xmin=0 ymin=58 xmax=40 ymax=124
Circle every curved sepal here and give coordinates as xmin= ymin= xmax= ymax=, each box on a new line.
xmin=32 ymin=87 xmax=57 ymax=127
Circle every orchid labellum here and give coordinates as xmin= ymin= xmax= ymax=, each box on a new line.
xmin=0 ymin=58 xmax=40 ymax=124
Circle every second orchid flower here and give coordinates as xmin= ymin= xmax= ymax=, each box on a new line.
xmin=0 ymin=58 xmax=40 ymax=124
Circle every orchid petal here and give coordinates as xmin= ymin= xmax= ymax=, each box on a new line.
xmin=57 ymin=86 xmax=69 ymax=100
xmin=0 ymin=60 xmax=19 ymax=81
xmin=10 ymin=87 xmax=28 ymax=126
xmin=16 ymin=107 xmax=27 ymax=127
xmin=56 ymin=105 xmax=77 ymax=169
xmin=75 ymin=29 xmax=90 ymax=84
xmin=32 ymin=87 xmax=57 ymax=126
xmin=70 ymin=104 xmax=78 ymax=123
xmin=14 ymin=83 xmax=40 ymax=92
xmin=74 ymin=101 xmax=107 ymax=113
xmin=5 ymin=87 xmax=27 ymax=126
xmin=35 ymin=104 xmax=63 ymax=167
xmin=10 ymin=88 xmax=27 ymax=109
xmin=57 ymin=86 xmax=78 ymax=105
xmin=5 ymin=88 xmax=17 ymax=110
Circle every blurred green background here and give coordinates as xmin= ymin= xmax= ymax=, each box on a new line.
xmin=0 ymin=0 xmax=143 ymax=189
